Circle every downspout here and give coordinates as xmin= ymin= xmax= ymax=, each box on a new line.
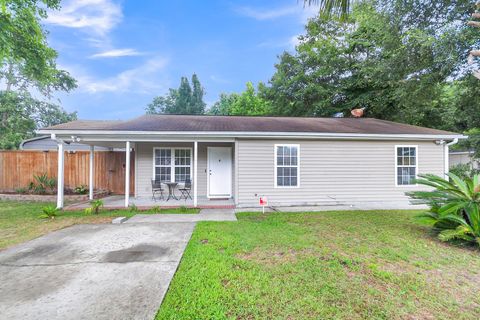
xmin=444 ymin=138 xmax=459 ymax=179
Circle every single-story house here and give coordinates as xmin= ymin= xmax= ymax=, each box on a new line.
xmin=38 ymin=115 xmax=465 ymax=209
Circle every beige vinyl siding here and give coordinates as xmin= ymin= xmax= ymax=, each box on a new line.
xmin=236 ymin=139 xmax=445 ymax=207
xmin=135 ymin=142 xmax=234 ymax=198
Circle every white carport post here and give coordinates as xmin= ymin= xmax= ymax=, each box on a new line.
xmin=89 ymin=145 xmax=94 ymax=200
xmin=125 ymin=141 xmax=131 ymax=208
xmin=56 ymin=140 xmax=65 ymax=209
xmin=194 ymin=141 xmax=198 ymax=207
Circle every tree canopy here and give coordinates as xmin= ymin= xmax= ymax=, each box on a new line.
xmin=0 ymin=0 xmax=78 ymax=149
xmin=0 ymin=0 xmax=76 ymax=94
xmin=208 ymin=82 xmax=271 ymax=116
xmin=146 ymin=74 xmax=206 ymax=115
xmin=265 ymin=1 xmax=476 ymax=128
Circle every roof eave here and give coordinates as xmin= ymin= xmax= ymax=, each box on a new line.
xmin=36 ymin=129 xmax=467 ymax=141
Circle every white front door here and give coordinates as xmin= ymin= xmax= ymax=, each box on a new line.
xmin=207 ymin=147 xmax=232 ymax=198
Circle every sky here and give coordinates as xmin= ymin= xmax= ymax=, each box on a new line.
xmin=44 ymin=0 xmax=318 ymax=120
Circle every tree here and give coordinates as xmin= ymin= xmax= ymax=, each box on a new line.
xmin=304 ymin=0 xmax=353 ymax=20
xmin=176 ymin=77 xmax=193 ymax=114
xmin=0 ymin=0 xmax=78 ymax=149
xmin=265 ymin=1 xmax=474 ymax=127
xmin=146 ymin=74 xmax=206 ymax=114
xmin=1 ymin=0 xmax=76 ymax=95
xmin=208 ymin=82 xmax=271 ymax=116
xmin=191 ymin=74 xmax=206 ymax=114
xmin=208 ymin=93 xmax=239 ymax=115
xmin=0 ymin=91 xmax=77 ymax=149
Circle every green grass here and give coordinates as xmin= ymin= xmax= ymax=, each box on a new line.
xmin=158 ymin=210 xmax=480 ymax=319
xmin=0 ymin=201 xmax=199 ymax=250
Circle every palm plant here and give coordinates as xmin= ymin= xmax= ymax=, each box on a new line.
xmin=84 ymin=199 xmax=104 ymax=215
xmin=408 ymin=173 xmax=480 ymax=246
xmin=39 ymin=205 xmax=58 ymax=219
xmin=32 ymin=173 xmax=57 ymax=194
xmin=303 ymin=0 xmax=354 ymax=20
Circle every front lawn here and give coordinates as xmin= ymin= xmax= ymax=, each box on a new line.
xmin=0 ymin=201 xmax=199 ymax=250
xmin=158 ymin=210 xmax=480 ymax=319
xmin=0 ymin=201 xmax=134 ymax=249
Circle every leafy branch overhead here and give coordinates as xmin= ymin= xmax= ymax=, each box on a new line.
xmin=467 ymin=1 xmax=480 ymax=79
xmin=0 ymin=0 xmax=78 ymax=149
xmin=0 ymin=0 xmax=76 ymax=95
xmin=303 ymin=0 xmax=353 ymax=20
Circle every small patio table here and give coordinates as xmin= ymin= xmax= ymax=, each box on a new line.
xmin=164 ymin=182 xmax=178 ymax=201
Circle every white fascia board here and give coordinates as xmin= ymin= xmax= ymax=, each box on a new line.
xmin=36 ymin=129 xmax=467 ymax=141
xmin=449 ymin=151 xmax=474 ymax=155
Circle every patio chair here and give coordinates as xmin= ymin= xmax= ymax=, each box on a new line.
xmin=151 ymin=179 xmax=164 ymax=201
xmin=179 ymin=178 xmax=192 ymax=200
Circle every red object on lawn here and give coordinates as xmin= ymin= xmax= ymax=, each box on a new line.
xmin=259 ymin=197 xmax=268 ymax=206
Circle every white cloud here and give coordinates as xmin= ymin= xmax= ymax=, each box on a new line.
xmin=235 ymin=4 xmax=317 ymax=22
xmin=46 ymin=0 xmax=122 ymax=35
xmin=89 ymin=48 xmax=144 ymax=59
xmin=235 ymin=6 xmax=298 ymax=20
xmin=289 ymin=35 xmax=301 ymax=48
xmin=257 ymin=35 xmax=302 ymax=50
xmin=65 ymin=57 xmax=169 ymax=94
xmin=209 ymin=75 xmax=230 ymax=84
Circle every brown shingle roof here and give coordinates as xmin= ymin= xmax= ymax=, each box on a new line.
xmin=44 ymin=114 xmax=460 ymax=136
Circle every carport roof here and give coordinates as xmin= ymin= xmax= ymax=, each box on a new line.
xmin=42 ymin=114 xmax=461 ymax=136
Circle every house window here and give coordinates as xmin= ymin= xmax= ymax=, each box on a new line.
xmin=174 ymin=149 xmax=191 ymax=182
xmin=154 ymin=148 xmax=192 ymax=183
xmin=275 ymin=144 xmax=299 ymax=187
xmin=396 ymin=146 xmax=417 ymax=185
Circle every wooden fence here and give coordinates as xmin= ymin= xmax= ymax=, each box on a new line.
xmin=0 ymin=151 xmax=134 ymax=194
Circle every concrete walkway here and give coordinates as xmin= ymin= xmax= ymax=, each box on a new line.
xmin=125 ymin=208 xmax=237 ymax=223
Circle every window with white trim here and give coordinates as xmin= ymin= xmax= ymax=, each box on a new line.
xmin=396 ymin=146 xmax=417 ymax=185
xmin=174 ymin=149 xmax=191 ymax=182
xmin=275 ymin=145 xmax=299 ymax=187
xmin=154 ymin=148 xmax=192 ymax=183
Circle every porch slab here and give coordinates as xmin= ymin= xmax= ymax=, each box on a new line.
xmin=65 ymin=195 xmax=235 ymax=211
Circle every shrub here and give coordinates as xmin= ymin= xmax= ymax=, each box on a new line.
xmin=15 ymin=187 xmax=27 ymax=194
xmin=450 ymin=163 xmax=480 ymax=180
xmin=74 ymin=185 xmax=88 ymax=195
xmin=179 ymin=205 xmax=188 ymax=213
xmin=129 ymin=203 xmax=138 ymax=213
xmin=150 ymin=205 xmax=161 ymax=213
xmin=29 ymin=173 xmax=57 ymax=194
xmin=408 ymin=173 xmax=480 ymax=246
xmin=84 ymin=199 xmax=104 ymax=215
xmin=39 ymin=206 xmax=58 ymax=219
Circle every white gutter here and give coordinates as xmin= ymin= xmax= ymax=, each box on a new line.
xmin=444 ymin=138 xmax=459 ymax=179
xmin=37 ymin=129 xmax=467 ymax=141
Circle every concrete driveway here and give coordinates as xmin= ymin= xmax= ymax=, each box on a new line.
xmin=0 ymin=222 xmax=195 ymax=320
